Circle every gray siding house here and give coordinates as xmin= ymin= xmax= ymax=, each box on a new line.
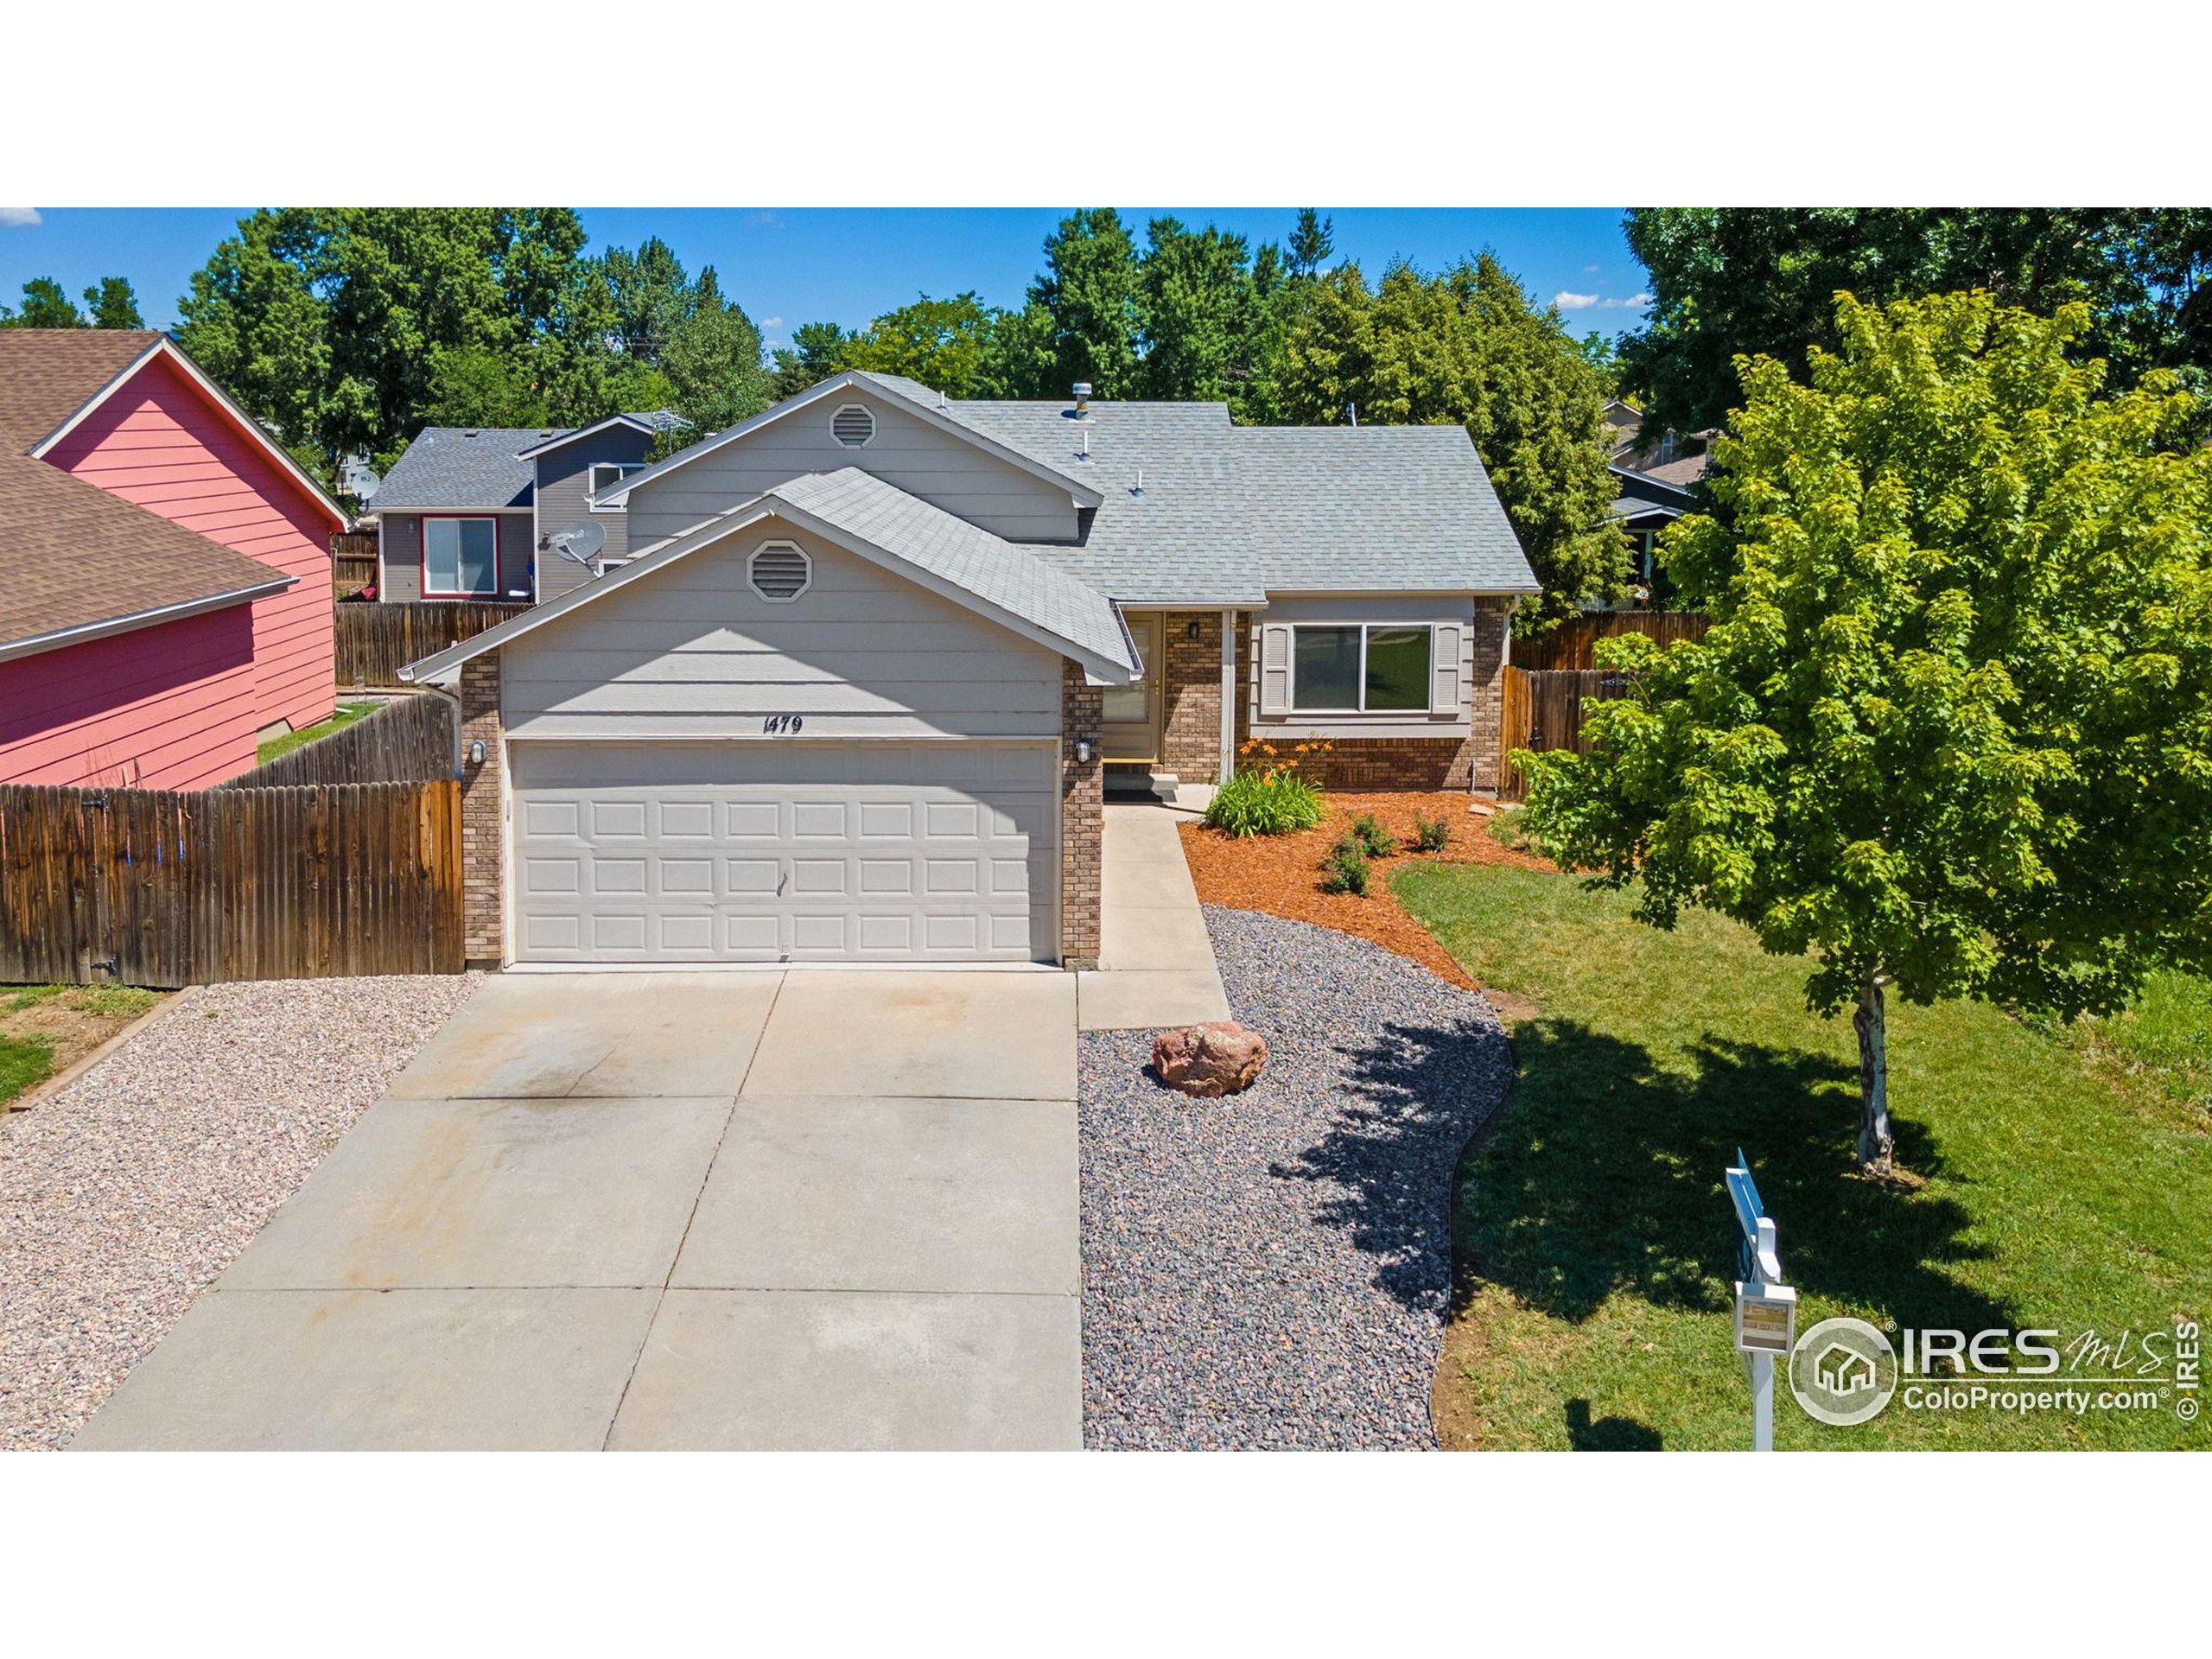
xmin=402 ymin=372 xmax=1538 ymax=971
xmin=368 ymin=410 xmax=685 ymax=603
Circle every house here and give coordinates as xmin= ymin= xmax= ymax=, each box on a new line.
xmin=368 ymin=410 xmax=688 ymax=604
xmin=399 ymin=371 xmax=1538 ymax=969
xmin=1601 ymin=398 xmax=1711 ymax=606
xmin=0 ymin=331 xmax=349 ymax=789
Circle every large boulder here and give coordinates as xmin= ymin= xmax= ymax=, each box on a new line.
xmin=1152 ymin=1021 xmax=1268 ymax=1097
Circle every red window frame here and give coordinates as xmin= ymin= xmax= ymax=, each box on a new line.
xmin=418 ymin=513 xmax=503 ymax=599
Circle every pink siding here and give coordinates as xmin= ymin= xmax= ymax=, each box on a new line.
xmin=47 ymin=354 xmax=339 ymax=734
xmin=0 ymin=606 xmax=259 ymax=789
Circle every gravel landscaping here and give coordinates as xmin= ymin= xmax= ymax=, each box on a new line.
xmin=0 ymin=974 xmax=477 ymax=1451
xmin=1079 ymin=905 xmax=1513 ymax=1449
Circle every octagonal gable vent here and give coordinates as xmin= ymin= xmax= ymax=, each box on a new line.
xmin=748 ymin=542 xmax=812 ymax=601
xmin=831 ymin=403 xmax=876 ymax=447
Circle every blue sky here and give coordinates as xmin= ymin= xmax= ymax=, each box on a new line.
xmin=0 ymin=207 xmax=1653 ymax=350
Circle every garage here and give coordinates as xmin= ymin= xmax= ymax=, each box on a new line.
xmin=510 ymin=739 xmax=1058 ymax=964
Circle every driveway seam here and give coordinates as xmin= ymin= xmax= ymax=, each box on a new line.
xmin=599 ymin=1086 xmax=745 ymax=1450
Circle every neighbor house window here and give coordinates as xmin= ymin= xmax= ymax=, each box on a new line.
xmin=587 ymin=461 xmax=645 ymax=508
xmin=422 ymin=516 xmax=499 ymax=598
xmin=1291 ymin=624 xmax=1432 ymax=712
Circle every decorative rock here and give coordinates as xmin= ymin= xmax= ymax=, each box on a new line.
xmin=1151 ymin=1020 xmax=1268 ymax=1096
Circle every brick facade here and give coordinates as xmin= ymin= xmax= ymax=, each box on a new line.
xmin=1229 ymin=597 xmax=1515 ymax=792
xmin=1159 ymin=610 xmax=1225 ymax=782
xmin=459 ymin=654 xmax=505 ymax=966
xmin=1058 ymin=657 xmax=1103 ymax=969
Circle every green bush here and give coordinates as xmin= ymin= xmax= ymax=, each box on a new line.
xmin=1204 ymin=767 xmax=1325 ymax=837
xmin=1319 ymin=832 xmax=1371 ymax=895
xmin=1347 ymin=812 xmax=1400 ymax=859
xmin=1411 ymin=812 xmax=1453 ymax=853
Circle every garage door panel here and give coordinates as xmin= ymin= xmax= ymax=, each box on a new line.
xmin=511 ymin=741 xmax=1058 ymax=965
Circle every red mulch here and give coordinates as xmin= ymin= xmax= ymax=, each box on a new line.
xmin=1179 ymin=791 xmax=1552 ymax=992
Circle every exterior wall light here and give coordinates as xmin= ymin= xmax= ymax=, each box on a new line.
xmin=468 ymin=739 xmax=486 ymax=765
xmin=1074 ymin=739 xmax=1094 ymax=765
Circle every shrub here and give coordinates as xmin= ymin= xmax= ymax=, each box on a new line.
xmin=1411 ymin=813 xmax=1452 ymax=853
xmin=1204 ymin=766 xmax=1325 ymax=837
xmin=1319 ymin=832 xmax=1371 ymax=895
xmin=1348 ymin=812 xmax=1401 ymax=858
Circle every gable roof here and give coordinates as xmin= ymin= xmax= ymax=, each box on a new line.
xmin=401 ymin=467 xmax=1136 ymax=687
xmin=0 ymin=452 xmax=294 ymax=661
xmin=0 ymin=330 xmax=303 ymax=659
xmin=512 ymin=409 xmax=690 ymax=461
xmin=372 ymin=426 xmax=553 ymax=512
xmin=0 ymin=329 xmax=346 ymax=534
xmin=597 ymin=372 xmax=1107 ymax=512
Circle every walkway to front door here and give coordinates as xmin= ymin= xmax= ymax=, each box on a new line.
xmin=73 ymin=970 xmax=1079 ymax=1451
xmin=1075 ymin=802 xmax=1231 ymax=1031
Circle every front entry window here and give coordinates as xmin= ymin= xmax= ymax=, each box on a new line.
xmin=423 ymin=517 xmax=499 ymax=597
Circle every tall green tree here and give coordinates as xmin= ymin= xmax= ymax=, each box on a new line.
xmin=1274 ymin=257 xmax=1623 ymax=620
xmin=659 ymin=267 xmax=771 ymax=431
xmin=1621 ymin=208 xmax=2212 ymax=435
xmin=83 ymin=277 xmax=143 ymax=327
xmin=770 ymin=321 xmax=854 ymax=399
xmin=1519 ymin=291 xmax=2212 ymax=1172
xmin=1136 ymin=217 xmax=1255 ymax=403
xmin=1026 ymin=207 xmax=1144 ymax=398
xmin=839 ymin=293 xmax=1001 ymax=397
xmin=1287 ymin=209 xmax=1336 ymax=280
xmin=2 ymin=276 xmax=99 ymax=327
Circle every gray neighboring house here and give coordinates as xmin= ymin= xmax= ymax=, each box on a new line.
xmin=401 ymin=372 xmax=1539 ymax=971
xmin=368 ymin=410 xmax=688 ymax=603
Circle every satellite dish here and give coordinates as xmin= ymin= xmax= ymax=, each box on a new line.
xmin=547 ymin=520 xmax=607 ymax=569
xmin=343 ymin=462 xmax=381 ymax=504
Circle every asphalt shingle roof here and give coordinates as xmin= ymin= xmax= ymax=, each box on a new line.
xmin=0 ymin=331 xmax=294 ymax=656
xmin=766 ymin=467 xmax=1135 ymax=671
xmin=372 ymin=426 xmax=553 ymax=511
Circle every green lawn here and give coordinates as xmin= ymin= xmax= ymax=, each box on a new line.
xmin=257 ymin=701 xmax=378 ymax=764
xmin=1394 ymin=861 xmax=2210 ymax=1451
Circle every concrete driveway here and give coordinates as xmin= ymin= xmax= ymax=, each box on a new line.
xmin=73 ymin=969 xmax=1080 ymax=1452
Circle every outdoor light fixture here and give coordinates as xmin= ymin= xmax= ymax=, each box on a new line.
xmin=1075 ymin=739 xmax=1094 ymax=764
xmin=468 ymin=739 xmax=486 ymax=765
xmin=1186 ymin=620 xmax=1202 ymax=641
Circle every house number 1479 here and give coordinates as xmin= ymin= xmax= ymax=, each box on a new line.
xmin=762 ymin=714 xmax=804 ymax=734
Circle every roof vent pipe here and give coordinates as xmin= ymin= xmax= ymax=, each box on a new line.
xmin=1072 ymin=382 xmax=1091 ymax=416
xmin=1077 ymin=425 xmax=1090 ymax=461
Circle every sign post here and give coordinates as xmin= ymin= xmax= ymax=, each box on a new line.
xmin=1727 ymin=1149 xmax=1796 ymax=1452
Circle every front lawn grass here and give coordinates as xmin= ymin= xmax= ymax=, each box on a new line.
xmin=1394 ymin=861 xmax=2211 ymax=1451
xmin=0 ymin=983 xmax=164 ymax=1110
xmin=257 ymin=701 xmax=378 ymax=764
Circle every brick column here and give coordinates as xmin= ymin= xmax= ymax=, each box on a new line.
xmin=1160 ymin=611 xmax=1224 ymax=781
xmin=1467 ymin=597 xmax=1512 ymax=793
xmin=459 ymin=654 xmax=505 ymax=966
xmin=1059 ymin=657 xmax=1103 ymax=969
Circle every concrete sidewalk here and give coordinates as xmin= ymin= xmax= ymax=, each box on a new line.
xmin=1076 ymin=804 xmax=1231 ymax=1032
xmin=73 ymin=970 xmax=1079 ymax=1452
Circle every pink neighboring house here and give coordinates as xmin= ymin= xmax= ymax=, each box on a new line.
xmin=0 ymin=331 xmax=348 ymax=790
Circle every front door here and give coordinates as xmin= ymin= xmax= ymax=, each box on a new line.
xmin=1099 ymin=611 xmax=1162 ymax=763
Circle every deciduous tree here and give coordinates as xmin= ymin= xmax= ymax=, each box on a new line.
xmin=1519 ymin=291 xmax=2212 ymax=1172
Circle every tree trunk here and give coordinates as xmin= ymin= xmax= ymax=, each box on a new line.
xmin=1853 ymin=974 xmax=1894 ymax=1173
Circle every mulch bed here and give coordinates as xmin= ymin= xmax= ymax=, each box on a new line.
xmin=1177 ymin=791 xmax=1551 ymax=992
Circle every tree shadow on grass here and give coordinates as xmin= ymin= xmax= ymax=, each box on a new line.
xmin=1290 ymin=1010 xmax=2013 ymax=1343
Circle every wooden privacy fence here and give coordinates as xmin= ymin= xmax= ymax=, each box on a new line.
xmin=1497 ymin=668 xmax=1636 ymax=802
xmin=0 ymin=781 xmax=463 ymax=988
xmin=1515 ymin=610 xmax=1709 ymax=671
xmin=226 ymin=693 xmax=454 ymax=789
xmin=330 ymin=531 xmax=378 ymax=597
xmin=335 ymin=601 xmax=531 ymax=689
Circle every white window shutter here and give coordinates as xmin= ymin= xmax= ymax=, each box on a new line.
xmin=1258 ymin=623 xmax=1293 ymax=715
xmin=1431 ymin=620 xmax=1465 ymax=713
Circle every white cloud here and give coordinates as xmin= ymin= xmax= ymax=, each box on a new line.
xmin=1554 ymin=289 xmax=1651 ymax=312
xmin=0 ymin=207 xmax=42 ymax=228
xmin=1583 ymin=263 xmax=1599 ymax=274
xmin=759 ymin=316 xmax=783 ymax=328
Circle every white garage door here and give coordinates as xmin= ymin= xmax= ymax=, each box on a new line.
xmin=510 ymin=741 xmax=1058 ymax=964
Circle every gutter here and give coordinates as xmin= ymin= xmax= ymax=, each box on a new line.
xmin=0 ymin=575 xmax=297 ymax=664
